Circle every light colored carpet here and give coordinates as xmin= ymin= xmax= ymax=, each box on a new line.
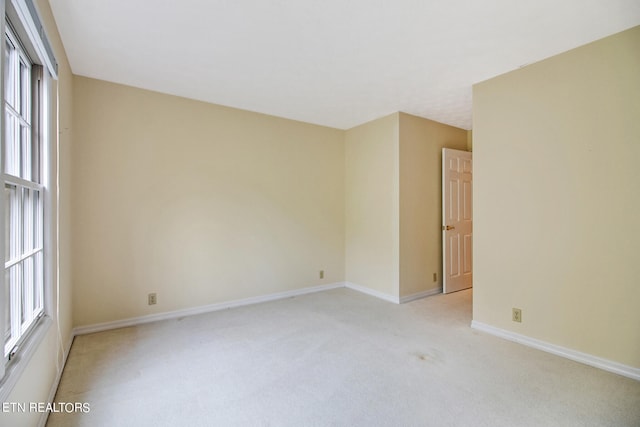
xmin=47 ymin=288 xmax=640 ymax=427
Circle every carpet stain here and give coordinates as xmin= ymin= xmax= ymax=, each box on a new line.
xmin=411 ymin=349 xmax=443 ymax=364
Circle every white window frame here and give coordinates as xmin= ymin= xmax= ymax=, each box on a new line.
xmin=4 ymin=21 xmax=45 ymax=358
xmin=0 ymin=0 xmax=56 ymax=402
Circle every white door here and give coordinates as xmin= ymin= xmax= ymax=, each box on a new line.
xmin=442 ymin=148 xmax=472 ymax=293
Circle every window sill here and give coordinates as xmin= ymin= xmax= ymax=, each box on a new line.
xmin=0 ymin=315 xmax=52 ymax=402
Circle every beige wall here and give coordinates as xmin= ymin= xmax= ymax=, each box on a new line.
xmin=473 ymin=26 xmax=640 ymax=367
xmin=398 ymin=113 xmax=467 ymax=298
xmin=345 ymin=113 xmax=400 ymax=298
xmin=6 ymin=1 xmax=74 ymax=426
xmin=72 ymin=77 xmax=345 ymax=327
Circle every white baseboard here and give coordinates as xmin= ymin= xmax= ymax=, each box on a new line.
xmin=471 ymin=320 xmax=640 ymax=382
xmin=73 ymin=282 xmax=345 ymax=336
xmin=39 ymin=334 xmax=74 ymax=427
xmin=345 ymin=282 xmax=442 ymax=304
xmin=399 ymin=287 xmax=442 ymax=303
xmin=75 ymin=281 xmax=420 ymax=336
xmin=344 ymin=282 xmax=399 ymax=304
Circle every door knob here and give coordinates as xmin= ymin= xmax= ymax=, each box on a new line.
xmin=444 ymin=225 xmax=455 ymax=230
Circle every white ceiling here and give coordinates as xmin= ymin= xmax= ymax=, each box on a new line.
xmin=48 ymin=0 xmax=640 ymax=130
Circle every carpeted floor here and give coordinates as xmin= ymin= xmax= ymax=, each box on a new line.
xmin=46 ymin=288 xmax=640 ymax=426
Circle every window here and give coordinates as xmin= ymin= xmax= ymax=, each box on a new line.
xmin=3 ymin=23 xmax=44 ymax=359
xmin=0 ymin=0 xmax=57 ymax=397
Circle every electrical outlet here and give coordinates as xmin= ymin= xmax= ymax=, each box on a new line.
xmin=512 ymin=308 xmax=522 ymax=323
xmin=433 ymin=273 xmax=437 ymax=282
xmin=148 ymin=293 xmax=157 ymax=305
xmin=319 ymin=270 xmax=324 ymax=279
